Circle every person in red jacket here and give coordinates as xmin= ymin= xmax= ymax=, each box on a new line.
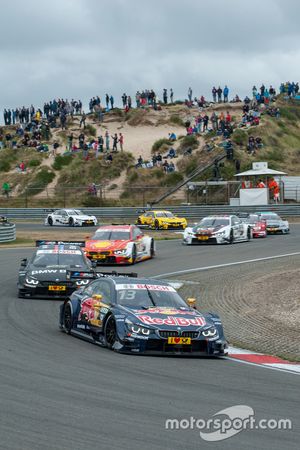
xmin=257 ymin=179 xmax=266 ymax=188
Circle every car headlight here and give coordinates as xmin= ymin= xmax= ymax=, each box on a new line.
xmin=125 ymin=319 xmax=151 ymax=335
xmin=114 ymin=249 xmax=127 ymax=255
xmin=75 ymin=279 xmax=90 ymax=286
xmin=202 ymin=327 xmax=218 ymax=337
xmin=213 ymin=230 xmax=226 ymax=236
xmin=25 ymin=276 xmax=39 ymax=285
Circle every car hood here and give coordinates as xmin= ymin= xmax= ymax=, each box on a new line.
xmin=85 ymin=239 xmax=131 ymax=251
xmin=265 ymin=220 xmax=287 ymax=226
xmin=192 ymin=225 xmax=227 ymax=235
xmin=28 ymin=267 xmax=69 ymax=281
xmin=122 ymin=306 xmax=210 ymax=329
xmin=158 ymin=217 xmax=185 ymax=223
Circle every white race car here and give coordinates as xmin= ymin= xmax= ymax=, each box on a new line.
xmin=183 ymin=215 xmax=252 ymax=245
xmin=45 ymin=209 xmax=98 ymax=227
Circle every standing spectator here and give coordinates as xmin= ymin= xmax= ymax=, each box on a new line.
xmin=163 ymin=89 xmax=168 ymax=104
xmin=80 ymin=111 xmax=86 ymax=128
xmin=2 ymin=181 xmax=10 ymax=198
xmin=235 ymin=159 xmax=241 ymax=173
xmin=119 ymin=133 xmax=124 ymax=151
xmin=127 ymin=96 xmax=132 ymax=109
xmin=105 ymin=131 xmax=110 ymax=151
xmin=170 ymin=88 xmax=174 ymax=103
xmin=52 ymin=141 xmax=60 ymax=156
xmin=188 ymin=87 xmax=193 ymax=102
xmin=98 ymin=135 xmax=104 ymax=152
xmin=78 ymin=133 xmax=85 ymax=149
xmin=217 ymin=86 xmax=222 ymax=102
xmin=105 ymin=94 xmax=109 ymax=109
xmin=223 ymin=85 xmax=229 ymax=102
xmin=111 ymin=133 xmax=118 ymax=152
xmin=110 ymin=95 xmax=114 ymax=109
xmin=212 ymin=86 xmax=217 ymax=102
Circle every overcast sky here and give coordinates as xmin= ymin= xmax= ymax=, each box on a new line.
xmin=1 ymin=0 xmax=299 ymax=113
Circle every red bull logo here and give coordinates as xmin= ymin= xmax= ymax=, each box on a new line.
xmin=137 ymin=315 xmax=205 ymax=327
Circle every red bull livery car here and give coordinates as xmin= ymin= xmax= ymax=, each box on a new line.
xmin=84 ymin=225 xmax=155 ymax=265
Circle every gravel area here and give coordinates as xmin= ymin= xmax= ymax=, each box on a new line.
xmin=170 ymin=255 xmax=300 ymax=361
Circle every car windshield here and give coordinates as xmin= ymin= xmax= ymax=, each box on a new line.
xmin=196 ymin=218 xmax=229 ymax=228
xmin=32 ymin=249 xmax=87 ymax=268
xmin=260 ymin=214 xmax=280 ymax=221
xmin=91 ymin=230 xmax=130 ymax=240
xmin=67 ymin=210 xmax=84 ymax=216
xmin=155 ymin=212 xmax=174 ymax=218
xmin=116 ymin=284 xmax=188 ymax=309
xmin=243 ymin=215 xmax=259 ymax=224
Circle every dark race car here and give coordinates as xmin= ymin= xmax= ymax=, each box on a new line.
xmin=18 ymin=241 xmax=96 ymax=298
xmin=59 ymin=275 xmax=228 ymax=356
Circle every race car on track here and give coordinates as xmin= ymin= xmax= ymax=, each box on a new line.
xmin=237 ymin=213 xmax=267 ymax=238
xmin=182 ymin=215 xmax=252 ymax=245
xmin=18 ymin=241 xmax=96 ymax=298
xmin=136 ymin=210 xmax=187 ymax=230
xmin=84 ymin=225 xmax=155 ymax=265
xmin=256 ymin=212 xmax=289 ymax=234
xmin=59 ymin=275 xmax=228 ymax=356
xmin=45 ymin=209 xmax=97 ymax=227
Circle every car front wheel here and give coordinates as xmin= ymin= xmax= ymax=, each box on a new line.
xmin=63 ymin=304 xmax=73 ymax=334
xmin=68 ymin=217 xmax=74 ymax=227
xmin=229 ymin=229 xmax=234 ymax=244
xmin=48 ymin=217 xmax=53 ymax=226
xmin=104 ymin=316 xmax=117 ymax=349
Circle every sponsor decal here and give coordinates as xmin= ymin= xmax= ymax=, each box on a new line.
xmin=116 ymin=284 xmax=176 ymax=292
xmin=137 ymin=315 xmax=205 ymax=327
xmin=31 ymin=269 xmax=66 ymax=275
xmin=37 ymin=249 xmax=81 ymax=255
xmin=133 ymin=308 xmax=198 ymax=316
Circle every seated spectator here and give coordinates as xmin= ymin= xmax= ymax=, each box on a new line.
xmin=255 ymin=137 xmax=263 ymax=148
xmin=163 ymin=160 xmax=170 ymax=173
xmin=168 ymin=161 xmax=175 ymax=172
xmin=168 ymin=132 xmax=177 ymax=141
xmin=247 ymin=136 xmax=256 ymax=154
xmin=156 ymin=152 xmax=163 ymax=165
xmin=166 ymin=147 xmax=176 ymax=158
xmin=136 ymin=155 xmax=144 ymax=168
xmin=183 ymin=147 xmax=193 ymax=156
xmin=105 ymin=153 xmax=113 ymax=164
xmin=186 ymin=126 xmax=193 ymax=135
xmin=16 ymin=161 xmax=26 ymax=172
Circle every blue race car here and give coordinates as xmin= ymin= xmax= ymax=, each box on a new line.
xmin=59 ymin=274 xmax=228 ymax=356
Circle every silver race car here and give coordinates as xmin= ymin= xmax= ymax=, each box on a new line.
xmin=256 ymin=212 xmax=289 ymax=234
xmin=45 ymin=209 xmax=98 ymax=227
xmin=183 ymin=215 xmax=252 ymax=245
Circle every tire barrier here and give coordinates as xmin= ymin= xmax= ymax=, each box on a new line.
xmin=0 ymin=223 xmax=16 ymax=243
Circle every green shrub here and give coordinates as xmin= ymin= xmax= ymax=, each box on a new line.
xmin=163 ymin=172 xmax=183 ymax=186
xmin=267 ymin=148 xmax=285 ymax=162
xmin=178 ymin=135 xmax=199 ymax=153
xmin=152 ymin=138 xmax=171 ymax=153
xmin=232 ymin=129 xmax=248 ymax=146
xmin=169 ymin=115 xmax=185 ymax=127
xmin=27 ymin=168 xmax=56 ymax=195
xmin=0 ymin=160 xmax=11 ymax=172
xmin=28 ymin=159 xmax=41 ymax=168
xmin=128 ymin=171 xmax=139 ymax=183
xmin=52 ymin=154 xmax=73 ymax=170
xmin=85 ymin=124 xmax=97 ymax=137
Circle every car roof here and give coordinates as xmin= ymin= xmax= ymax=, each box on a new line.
xmin=37 ymin=244 xmax=83 ymax=251
xmin=146 ymin=210 xmax=172 ymax=214
xmin=111 ymin=277 xmax=170 ymax=286
xmin=202 ymin=215 xmax=232 ymax=219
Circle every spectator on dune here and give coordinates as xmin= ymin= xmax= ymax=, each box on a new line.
xmin=166 ymin=147 xmax=176 ymax=158
xmin=110 ymin=95 xmax=114 ymax=109
xmin=217 ymin=86 xmax=222 ymax=102
xmin=188 ymin=87 xmax=193 ymax=102
xmin=105 ymin=131 xmax=110 ymax=151
xmin=136 ymin=155 xmax=144 ymax=168
xmin=170 ymin=88 xmax=174 ymax=103
xmin=168 ymin=132 xmax=176 ymax=141
xmin=2 ymin=181 xmax=10 ymax=198
xmin=119 ymin=133 xmax=124 ymax=151
xmin=212 ymin=86 xmax=217 ymax=102
xmin=223 ymin=85 xmax=229 ymax=102
xmin=111 ymin=133 xmax=118 ymax=152
xmin=80 ymin=111 xmax=86 ymax=128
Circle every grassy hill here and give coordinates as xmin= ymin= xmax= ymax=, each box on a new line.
xmin=0 ymin=95 xmax=300 ymax=207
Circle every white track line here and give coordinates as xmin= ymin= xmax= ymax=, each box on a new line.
xmin=153 ymin=252 xmax=300 ymax=278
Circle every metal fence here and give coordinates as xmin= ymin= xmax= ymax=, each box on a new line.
xmin=1 ymin=205 xmax=300 ymax=221
xmin=0 ymin=224 xmax=16 ymax=242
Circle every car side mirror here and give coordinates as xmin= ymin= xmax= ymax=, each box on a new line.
xmin=20 ymin=258 xmax=27 ymax=267
xmin=186 ymin=298 xmax=197 ymax=309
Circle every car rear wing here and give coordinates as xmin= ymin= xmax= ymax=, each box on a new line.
xmin=66 ymin=270 xmax=97 ymax=280
xmin=36 ymin=240 xmax=86 ymax=247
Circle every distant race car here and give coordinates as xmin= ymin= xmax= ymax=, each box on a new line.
xmin=136 ymin=209 xmax=187 ymax=230
xmin=183 ymin=215 xmax=252 ymax=244
xmin=256 ymin=212 xmax=289 ymax=234
xmin=238 ymin=213 xmax=267 ymax=238
xmin=18 ymin=240 xmax=96 ymax=298
xmin=59 ymin=274 xmax=228 ymax=356
xmin=84 ymin=224 xmax=155 ymax=265
xmin=45 ymin=209 xmax=97 ymax=227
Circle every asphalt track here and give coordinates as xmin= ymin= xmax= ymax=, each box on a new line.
xmin=0 ymin=225 xmax=299 ymax=449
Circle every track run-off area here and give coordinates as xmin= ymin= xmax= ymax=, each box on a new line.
xmin=0 ymin=224 xmax=300 ymax=449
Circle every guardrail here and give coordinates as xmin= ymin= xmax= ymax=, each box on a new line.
xmin=1 ymin=205 xmax=300 ymax=221
xmin=0 ymin=224 xmax=16 ymax=242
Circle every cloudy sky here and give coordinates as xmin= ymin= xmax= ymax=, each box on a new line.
xmin=1 ymin=0 xmax=299 ymax=112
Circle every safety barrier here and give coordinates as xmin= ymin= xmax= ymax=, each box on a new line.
xmin=0 ymin=224 xmax=16 ymax=242
xmin=0 ymin=205 xmax=300 ymax=221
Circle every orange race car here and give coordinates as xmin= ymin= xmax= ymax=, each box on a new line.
xmin=84 ymin=225 xmax=155 ymax=265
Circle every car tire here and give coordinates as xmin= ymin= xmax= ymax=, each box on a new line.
xmin=150 ymin=239 xmax=155 ymax=258
xmin=104 ymin=315 xmax=117 ymax=349
xmin=130 ymin=245 xmax=137 ymax=265
xmin=229 ymin=229 xmax=234 ymax=244
xmin=63 ymin=303 xmax=73 ymax=334
xmin=247 ymin=227 xmax=251 ymax=241
xmin=154 ymin=220 xmax=160 ymax=230
xmin=48 ymin=217 xmax=53 ymax=226
xmin=68 ymin=217 xmax=74 ymax=227
xmin=18 ymin=290 xmax=25 ymax=298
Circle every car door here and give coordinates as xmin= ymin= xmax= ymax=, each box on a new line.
xmin=54 ymin=209 xmax=66 ymax=225
xmin=132 ymin=226 xmax=146 ymax=256
xmin=231 ymin=216 xmax=244 ymax=239
xmin=77 ymin=280 xmax=112 ymax=327
xmin=144 ymin=212 xmax=154 ymax=226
